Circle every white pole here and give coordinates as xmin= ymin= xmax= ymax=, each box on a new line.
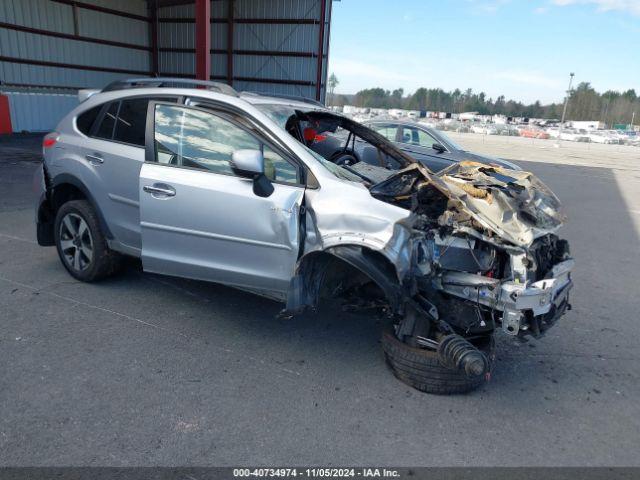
xmin=556 ymin=72 xmax=575 ymax=148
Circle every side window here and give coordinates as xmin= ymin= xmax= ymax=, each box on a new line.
xmin=264 ymin=146 xmax=298 ymax=184
xmin=113 ymin=98 xmax=149 ymax=146
xmin=401 ymin=127 xmax=438 ymax=147
xmin=371 ymin=124 xmax=397 ymax=141
xmin=153 ymin=104 xmax=299 ymax=184
xmin=76 ymin=106 xmax=101 ymax=136
xmin=94 ymin=102 xmax=119 ymax=140
xmin=417 ymin=129 xmax=439 ymax=147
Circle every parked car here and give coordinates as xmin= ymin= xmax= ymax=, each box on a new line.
xmin=360 ymin=120 xmax=521 ymax=172
xmin=559 ymin=129 xmax=590 ymax=142
xmin=35 ymin=78 xmax=573 ymax=395
xmin=546 ymin=127 xmax=560 ymax=139
xmin=587 ymin=131 xmax=619 ymax=144
xmin=605 ymin=130 xmax=628 ymax=144
xmin=520 ymin=127 xmax=550 ymax=140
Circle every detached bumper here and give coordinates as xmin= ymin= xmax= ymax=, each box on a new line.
xmin=439 ymin=259 xmax=574 ymax=337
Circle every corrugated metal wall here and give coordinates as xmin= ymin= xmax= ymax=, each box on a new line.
xmin=4 ymin=91 xmax=78 ymax=132
xmin=158 ymin=0 xmax=331 ymax=102
xmin=0 ymin=0 xmax=332 ymax=131
xmin=0 ymin=0 xmax=150 ymax=131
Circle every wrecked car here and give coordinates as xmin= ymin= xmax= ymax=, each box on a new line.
xmin=35 ymin=78 xmax=573 ymax=395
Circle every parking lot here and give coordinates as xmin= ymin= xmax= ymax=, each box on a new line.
xmin=1 ymin=133 xmax=639 ymax=466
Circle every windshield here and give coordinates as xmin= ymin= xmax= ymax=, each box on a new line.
xmin=301 ymin=143 xmax=363 ymax=182
xmin=255 ymin=104 xmax=297 ymax=128
xmin=254 ymin=104 xmax=365 ymax=182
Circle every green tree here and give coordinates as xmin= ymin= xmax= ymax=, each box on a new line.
xmin=334 ymin=81 xmax=639 ymax=124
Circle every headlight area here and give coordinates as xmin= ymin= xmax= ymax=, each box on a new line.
xmin=412 ymin=233 xmax=573 ymax=338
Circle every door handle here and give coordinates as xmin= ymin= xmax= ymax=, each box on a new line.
xmin=143 ymin=184 xmax=176 ymax=197
xmin=86 ymin=153 xmax=104 ymax=164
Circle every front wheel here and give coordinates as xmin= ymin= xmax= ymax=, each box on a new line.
xmin=381 ymin=323 xmax=495 ymax=395
xmin=54 ymin=200 xmax=122 ymax=282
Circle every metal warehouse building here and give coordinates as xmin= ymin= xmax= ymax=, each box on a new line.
xmin=0 ymin=0 xmax=332 ymax=132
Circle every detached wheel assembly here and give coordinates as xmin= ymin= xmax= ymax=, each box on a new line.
xmin=381 ymin=324 xmax=495 ymax=395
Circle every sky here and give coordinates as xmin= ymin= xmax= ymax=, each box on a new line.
xmin=327 ymin=0 xmax=640 ymax=104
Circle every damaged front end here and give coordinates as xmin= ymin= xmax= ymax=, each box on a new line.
xmin=273 ymin=108 xmax=574 ymax=389
xmin=372 ymin=160 xmax=573 ymax=342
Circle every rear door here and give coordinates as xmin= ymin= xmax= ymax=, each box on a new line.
xmin=139 ymin=102 xmax=305 ymax=294
xmin=81 ymin=96 xmax=176 ymax=253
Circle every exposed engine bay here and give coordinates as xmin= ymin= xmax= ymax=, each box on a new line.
xmin=283 ymin=110 xmax=574 ymax=382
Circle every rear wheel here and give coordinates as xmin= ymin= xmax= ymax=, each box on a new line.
xmin=54 ymin=200 xmax=122 ymax=282
xmin=381 ymin=323 xmax=495 ymax=395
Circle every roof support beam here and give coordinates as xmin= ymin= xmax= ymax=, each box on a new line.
xmin=195 ymin=0 xmax=211 ymax=81
xmin=227 ymin=0 xmax=234 ymax=86
xmin=149 ymin=0 xmax=159 ymax=76
xmin=315 ymin=0 xmax=327 ymax=101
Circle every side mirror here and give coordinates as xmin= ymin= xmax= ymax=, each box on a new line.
xmin=231 ymin=149 xmax=264 ymax=177
xmin=433 ymin=143 xmax=446 ymax=153
xmin=230 ymin=149 xmax=274 ymax=198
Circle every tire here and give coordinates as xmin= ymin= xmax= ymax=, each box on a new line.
xmin=381 ymin=324 xmax=495 ymax=395
xmin=54 ymin=200 xmax=122 ymax=282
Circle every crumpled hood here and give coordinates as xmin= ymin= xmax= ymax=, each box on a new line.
xmin=454 ymin=151 xmax=522 ymax=171
xmin=369 ymin=161 xmax=566 ymax=248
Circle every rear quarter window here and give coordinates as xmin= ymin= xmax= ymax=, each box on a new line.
xmin=76 ymin=106 xmax=101 ymax=136
xmin=95 ymin=102 xmax=119 ymax=140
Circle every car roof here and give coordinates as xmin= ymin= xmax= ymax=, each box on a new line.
xmin=239 ymin=91 xmax=326 ymax=110
xmin=81 ymin=77 xmax=324 ymax=112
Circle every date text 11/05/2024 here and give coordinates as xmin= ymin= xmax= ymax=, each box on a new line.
xmin=232 ymin=468 xmax=401 ymax=478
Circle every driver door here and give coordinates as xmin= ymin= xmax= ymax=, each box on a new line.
xmin=139 ymin=102 xmax=305 ymax=294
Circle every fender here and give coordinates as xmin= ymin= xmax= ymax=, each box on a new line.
xmin=281 ymin=244 xmax=405 ymax=317
xmin=49 ymin=173 xmax=114 ymax=239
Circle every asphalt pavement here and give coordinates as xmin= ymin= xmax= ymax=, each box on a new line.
xmin=1 ymin=133 xmax=639 ymax=466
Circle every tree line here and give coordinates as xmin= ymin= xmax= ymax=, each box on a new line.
xmin=328 ymin=82 xmax=639 ymax=125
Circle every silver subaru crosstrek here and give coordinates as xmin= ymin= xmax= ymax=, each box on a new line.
xmin=35 ymin=78 xmax=574 ymax=394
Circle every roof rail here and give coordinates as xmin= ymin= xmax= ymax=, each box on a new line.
xmin=240 ymin=91 xmax=325 ymax=108
xmin=102 ymin=78 xmax=238 ymax=97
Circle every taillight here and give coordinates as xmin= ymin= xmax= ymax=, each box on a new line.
xmin=42 ymin=132 xmax=59 ymax=157
xmin=43 ymin=132 xmax=59 ymax=149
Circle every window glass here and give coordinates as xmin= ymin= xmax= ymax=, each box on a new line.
xmin=95 ymin=102 xmax=119 ymax=140
xmin=113 ymin=98 xmax=149 ymax=146
xmin=417 ymin=129 xmax=438 ymax=147
xmin=154 ymin=104 xmax=297 ymax=184
xmin=302 ymin=144 xmax=362 ymax=183
xmin=76 ymin=106 xmax=101 ymax=135
xmin=264 ymin=146 xmax=298 ymax=184
xmin=370 ymin=124 xmax=397 ymax=141
xmin=400 ymin=126 xmax=438 ymax=147
xmin=254 ymin=104 xmax=298 ymax=129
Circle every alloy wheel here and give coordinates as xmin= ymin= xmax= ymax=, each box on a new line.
xmin=59 ymin=213 xmax=93 ymax=271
